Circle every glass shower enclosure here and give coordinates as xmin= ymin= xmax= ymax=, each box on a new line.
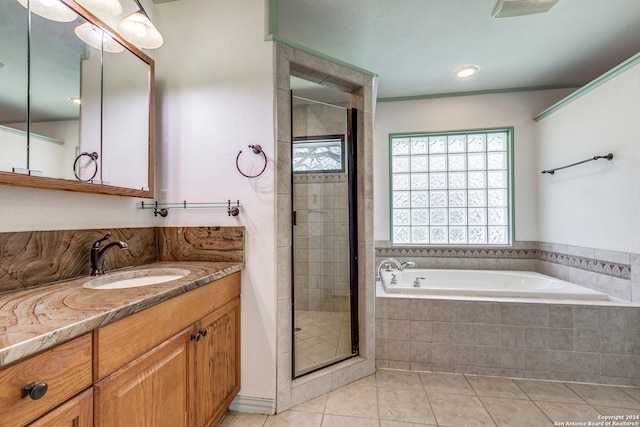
xmin=291 ymin=79 xmax=358 ymax=378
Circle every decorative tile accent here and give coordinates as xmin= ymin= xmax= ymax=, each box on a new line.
xmin=538 ymin=250 xmax=630 ymax=280
xmin=376 ymin=244 xmax=632 ymax=280
xmin=293 ymin=173 xmax=348 ymax=184
xmin=376 ymin=246 xmax=536 ymax=260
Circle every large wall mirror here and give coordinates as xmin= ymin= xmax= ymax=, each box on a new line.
xmin=0 ymin=0 xmax=154 ymax=197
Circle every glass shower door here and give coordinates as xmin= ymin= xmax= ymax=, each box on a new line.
xmin=291 ymin=88 xmax=358 ymax=378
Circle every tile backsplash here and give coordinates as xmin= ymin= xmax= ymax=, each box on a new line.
xmin=0 ymin=226 xmax=244 ymax=293
xmin=158 ymin=226 xmax=244 ymax=263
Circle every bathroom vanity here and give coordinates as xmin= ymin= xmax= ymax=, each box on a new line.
xmin=0 ymin=263 xmax=241 ymax=427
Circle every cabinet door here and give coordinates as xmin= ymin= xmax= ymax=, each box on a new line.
xmin=94 ymin=328 xmax=190 ymax=427
xmin=27 ymin=388 xmax=93 ymax=427
xmin=189 ymin=298 xmax=240 ymax=427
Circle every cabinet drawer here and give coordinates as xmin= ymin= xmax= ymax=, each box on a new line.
xmin=0 ymin=333 xmax=93 ymax=427
xmin=27 ymin=388 xmax=93 ymax=427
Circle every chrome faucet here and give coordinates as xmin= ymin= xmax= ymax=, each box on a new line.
xmin=376 ymin=258 xmax=415 ymax=281
xmin=90 ymin=232 xmax=128 ymax=276
xmin=402 ymin=261 xmax=416 ymax=269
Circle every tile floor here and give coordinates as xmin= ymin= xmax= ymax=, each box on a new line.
xmin=219 ymin=369 xmax=640 ymax=427
xmin=294 ymin=310 xmax=352 ymax=374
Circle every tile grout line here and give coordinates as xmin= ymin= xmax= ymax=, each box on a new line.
xmin=417 ymin=370 xmax=440 ymax=426
xmin=512 ymin=378 xmax=558 ymax=426
xmin=464 ymin=374 xmax=500 ymax=427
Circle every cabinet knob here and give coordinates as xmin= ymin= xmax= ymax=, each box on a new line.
xmin=199 ymin=329 xmax=207 ymax=338
xmin=190 ymin=332 xmax=201 ymax=342
xmin=22 ymin=382 xmax=48 ymax=400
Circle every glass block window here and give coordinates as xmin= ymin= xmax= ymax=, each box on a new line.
xmin=390 ymin=129 xmax=513 ymax=245
xmin=293 ymin=135 xmax=345 ymax=173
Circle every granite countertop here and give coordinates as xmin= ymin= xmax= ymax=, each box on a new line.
xmin=0 ymin=261 xmax=242 ymax=368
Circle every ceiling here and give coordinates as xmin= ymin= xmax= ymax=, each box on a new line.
xmin=277 ymin=0 xmax=640 ymax=100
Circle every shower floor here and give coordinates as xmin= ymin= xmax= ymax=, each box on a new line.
xmin=294 ymin=310 xmax=352 ymax=375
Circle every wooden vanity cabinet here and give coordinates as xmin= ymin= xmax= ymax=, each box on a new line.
xmin=94 ymin=328 xmax=190 ymax=427
xmin=0 ymin=333 xmax=93 ymax=427
xmin=94 ymin=272 xmax=241 ymax=427
xmin=27 ymin=388 xmax=93 ymax=427
xmin=189 ymin=297 xmax=240 ymax=427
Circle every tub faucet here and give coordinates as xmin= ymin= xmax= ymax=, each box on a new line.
xmin=90 ymin=232 xmax=128 ymax=276
xmin=401 ymin=261 xmax=416 ymax=269
xmin=376 ymin=258 xmax=414 ymax=281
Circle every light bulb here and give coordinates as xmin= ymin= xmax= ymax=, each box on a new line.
xmin=16 ymin=0 xmax=77 ymax=22
xmin=74 ymin=0 xmax=122 ymax=16
xmin=133 ymin=22 xmax=147 ymax=38
xmin=117 ymin=11 xmax=163 ymax=49
xmin=91 ymin=26 xmax=103 ymax=42
xmin=75 ymin=22 xmax=124 ymax=53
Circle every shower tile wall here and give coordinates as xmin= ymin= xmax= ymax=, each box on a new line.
xmin=293 ymin=101 xmax=351 ymax=313
xmin=292 ymin=102 xmax=349 ymax=137
xmin=294 ymin=173 xmax=350 ymax=312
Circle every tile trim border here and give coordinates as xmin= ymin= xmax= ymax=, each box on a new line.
xmin=375 ymin=245 xmax=631 ymax=280
xmin=538 ymin=250 xmax=630 ymax=280
xmin=293 ymin=173 xmax=348 ymax=184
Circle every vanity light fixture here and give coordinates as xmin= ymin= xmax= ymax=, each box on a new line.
xmin=455 ymin=65 xmax=478 ymax=78
xmin=16 ymin=0 xmax=77 ymax=22
xmin=74 ymin=22 xmax=124 ymax=53
xmin=492 ymin=0 xmax=559 ymax=18
xmin=117 ymin=0 xmax=163 ymax=49
xmin=69 ymin=97 xmax=82 ymax=105
xmin=74 ymin=0 xmax=123 ymax=16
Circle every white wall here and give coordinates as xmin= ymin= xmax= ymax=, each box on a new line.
xmin=0 ymin=186 xmax=153 ymax=231
xmin=153 ymin=0 xmax=276 ymax=401
xmin=0 ymin=0 xmax=277 ymax=403
xmin=536 ymin=62 xmax=640 ymax=254
xmin=29 ymin=121 xmax=80 ymax=180
xmin=373 ymin=89 xmax=574 ymax=243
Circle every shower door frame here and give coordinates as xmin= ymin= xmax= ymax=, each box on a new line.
xmin=290 ymin=100 xmax=359 ymax=379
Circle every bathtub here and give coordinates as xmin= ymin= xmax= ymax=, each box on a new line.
xmin=379 ymin=269 xmax=609 ymax=300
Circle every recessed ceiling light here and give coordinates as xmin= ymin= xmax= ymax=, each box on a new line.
xmin=455 ymin=65 xmax=478 ymax=78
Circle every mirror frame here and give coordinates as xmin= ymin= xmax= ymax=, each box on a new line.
xmin=0 ymin=0 xmax=155 ymax=198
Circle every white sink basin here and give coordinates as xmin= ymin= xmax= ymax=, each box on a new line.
xmin=83 ymin=268 xmax=191 ymax=290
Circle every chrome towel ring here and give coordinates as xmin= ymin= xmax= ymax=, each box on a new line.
xmin=73 ymin=151 xmax=99 ymax=182
xmin=236 ymin=144 xmax=267 ymax=178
